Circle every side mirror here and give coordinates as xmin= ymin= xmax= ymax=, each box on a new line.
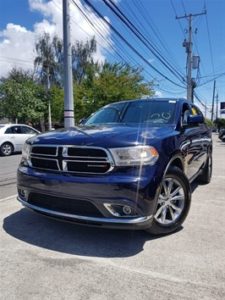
xmin=187 ymin=115 xmax=204 ymax=125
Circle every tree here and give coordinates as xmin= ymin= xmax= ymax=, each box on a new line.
xmin=74 ymin=62 xmax=155 ymax=121
xmin=34 ymin=33 xmax=65 ymax=129
xmin=214 ymin=118 xmax=225 ymax=130
xmin=0 ymin=68 xmax=46 ymax=124
xmin=50 ymin=85 xmax=64 ymax=124
xmin=34 ymin=33 xmax=62 ymax=86
xmin=34 ymin=34 xmax=97 ymax=86
xmin=72 ymin=37 xmax=97 ymax=84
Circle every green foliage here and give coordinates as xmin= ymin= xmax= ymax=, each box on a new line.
xmin=50 ymin=85 xmax=64 ymax=123
xmin=34 ymin=33 xmax=62 ymax=86
xmin=34 ymin=33 xmax=97 ymax=87
xmin=214 ymin=118 xmax=225 ymax=129
xmin=1 ymin=35 xmax=156 ymax=126
xmin=72 ymin=37 xmax=97 ymax=84
xmin=0 ymin=68 xmax=46 ymax=123
xmin=74 ymin=62 xmax=155 ymax=121
xmin=205 ymin=118 xmax=214 ymax=128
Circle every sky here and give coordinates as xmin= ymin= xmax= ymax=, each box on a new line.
xmin=0 ymin=0 xmax=224 ymax=117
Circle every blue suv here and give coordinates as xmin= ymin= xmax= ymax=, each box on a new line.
xmin=17 ymin=98 xmax=212 ymax=235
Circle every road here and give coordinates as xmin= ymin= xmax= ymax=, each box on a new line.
xmin=0 ymin=135 xmax=225 ymax=300
xmin=0 ymin=154 xmax=21 ymax=198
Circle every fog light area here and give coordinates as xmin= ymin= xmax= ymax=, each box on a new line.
xmin=104 ymin=203 xmax=138 ymax=217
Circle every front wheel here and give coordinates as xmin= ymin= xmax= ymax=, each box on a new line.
xmin=146 ymin=167 xmax=191 ymax=235
xmin=0 ymin=142 xmax=14 ymax=156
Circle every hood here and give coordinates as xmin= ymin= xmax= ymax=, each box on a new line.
xmin=28 ymin=124 xmax=177 ymax=148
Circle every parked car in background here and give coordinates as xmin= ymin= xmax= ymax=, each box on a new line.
xmin=17 ymin=98 xmax=212 ymax=235
xmin=0 ymin=124 xmax=40 ymax=156
xmin=218 ymin=128 xmax=225 ymax=142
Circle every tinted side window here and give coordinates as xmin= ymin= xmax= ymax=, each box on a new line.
xmin=5 ymin=127 xmax=13 ymax=134
xmin=5 ymin=126 xmax=22 ymax=134
xmin=181 ymin=104 xmax=192 ymax=126
xmin=86 ymin=107 xmax=121 ymax=124
xmin=21 ymin=126 xmax=37 ymax=134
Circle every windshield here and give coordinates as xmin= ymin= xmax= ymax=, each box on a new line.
xmin=85 ymin=100 xmax=177 ymax=126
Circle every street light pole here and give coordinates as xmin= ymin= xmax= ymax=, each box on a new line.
xmin=63 ymin=0 xmax=74 ymax=128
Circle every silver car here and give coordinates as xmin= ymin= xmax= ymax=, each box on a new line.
xmin=0 ymin=124 xmax=40 ymax=156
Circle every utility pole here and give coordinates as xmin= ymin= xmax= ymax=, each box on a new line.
xmin=46 ymin=66 xmax=52 ymax=131
xmin=176 ymin=11 xmax=206 ymax=102
xmin=211 ymin=80 xmax=216 ymax=121
xmin=63 ymin=0 xmax=74 ymax=128
xmin=215 ymin=92 xmax=219 ymax=120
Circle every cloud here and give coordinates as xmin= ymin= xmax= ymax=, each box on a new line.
xmin=155 ymin=90 xmax=163 ymax=97
xmin=0 ymin=0 xmax=111 ymax=77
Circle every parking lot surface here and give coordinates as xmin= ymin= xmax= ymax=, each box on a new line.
xmin=0 ymin=135 xmax=225 ymax=300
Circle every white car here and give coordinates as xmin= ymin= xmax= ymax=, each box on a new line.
xmin=0 ymin=124 xmax=40 ymax=156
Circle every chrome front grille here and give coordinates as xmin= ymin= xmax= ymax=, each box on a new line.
xmin=30 ymin=145 xmax=113 ymax=174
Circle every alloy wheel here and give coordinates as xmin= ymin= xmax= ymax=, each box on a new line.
xmin=1 ymin=143 xmax=12 ymax=156
xmin=154 ymin=177 xmax=185 ymax=225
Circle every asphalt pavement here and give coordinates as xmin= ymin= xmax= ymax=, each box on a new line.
xmin=0 ymin=153 xmax=21 ymax=198
xmin=0 ymin=135 xmax=225 ymax=300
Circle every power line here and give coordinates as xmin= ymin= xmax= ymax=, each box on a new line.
xmin=181 ymin=0 xmax=187 ymax=16
xmin=54 ymin=0 xmax=151 ymax=77
xmin=80 ymin=0 xmax=185 ymax=88
xmin=204 ymin=2 xmax=215 ymax=75
xmin=170 ymin=0 xmax=186 ymax=37
xmin=103 ymin=0 xmax=185 ymax=84
xmin=70 ymin=0 xmax=156 ymax=82
xmin=53 ymin=2 xmax=140 ymax=70
xmin=194 ymin=91 xmax=209 ymax=110
xmin=198 ymin=72 xmax=225 ymax=87
xmin=0 ymin=56 xmax=34 ymax=66
xmin=130 ymin=0 xmax=184 ymax=75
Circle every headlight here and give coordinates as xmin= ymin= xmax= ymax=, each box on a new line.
xmin=21 ymin=143 xmax=31 ymax=164
xmin=109 ymin=146 xmax=159 ymax=166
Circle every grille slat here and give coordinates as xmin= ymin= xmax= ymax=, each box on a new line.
xmin=30 ymin=145 xmax=113 ymax=174
xmin=31 ymin=157 xmax=59 ymax=170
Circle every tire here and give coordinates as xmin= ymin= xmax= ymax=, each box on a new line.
xmin=146 ymin=167 xmax=191 ymax=235
xmin=0 ymin=142 xmax=14 ymax=156
xmin=198 ymin=151 xmax=212 ymax=184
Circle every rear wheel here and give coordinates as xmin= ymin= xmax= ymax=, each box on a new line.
xmin=0 ymin=142 xmax=14 ymax=156
xmin=146 ymin=167 xmax=191 ymax=235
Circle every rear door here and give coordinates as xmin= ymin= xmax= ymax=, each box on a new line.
xmin=190 ymin=104 xmax=210 ymax=166
xmin=4 ymin=125 xmax=24 ymax=151
xmin=180 ymin=104 xmax=203 ymax=180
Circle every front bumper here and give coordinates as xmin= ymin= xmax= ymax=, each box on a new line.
xmin=18 ymin=196 xmax=153 ymax=229
xmin=17 ymin=165 xmax=161 ymax=230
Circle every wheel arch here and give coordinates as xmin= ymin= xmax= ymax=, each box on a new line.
xmin=164 ymin=153 xmax=184 ymax=176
